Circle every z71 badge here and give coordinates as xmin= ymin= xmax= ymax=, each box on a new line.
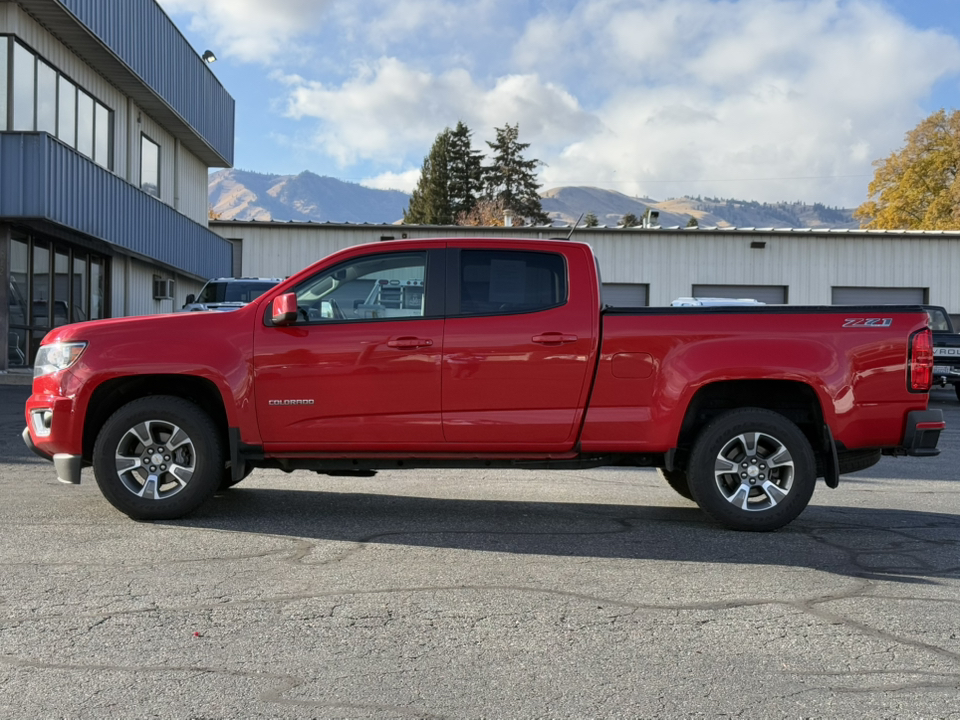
xmin=843 ymin=318 xmax=893 ymax=328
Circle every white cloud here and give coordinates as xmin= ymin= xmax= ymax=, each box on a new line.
xmin=157 ymin=0 xmax=332 ymax=63
xmin=361 ymin=169 xmax=421 ymax=193
xmin=281 ymin=58 xmax=599 ymax=167
xmin=162 ymin=0 xmax=960 ymax=205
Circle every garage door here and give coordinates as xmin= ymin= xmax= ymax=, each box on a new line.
xmin=831 ymin=287 xmax=927 ymax=305
xmin=691 ymin=285 xmax=787 ymax=304
xmin=602 ymin=283 xmax=648 ymax=307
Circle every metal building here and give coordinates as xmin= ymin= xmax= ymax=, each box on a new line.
xmin=210 ymin=220 xmax=960 ymax=320
xmin=1 ymin=0 xmax=235 ymax=370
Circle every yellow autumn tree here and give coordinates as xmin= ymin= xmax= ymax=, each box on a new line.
xmin=855 ymin=109 xmax=960 ymax=230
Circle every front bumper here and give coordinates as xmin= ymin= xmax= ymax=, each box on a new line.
xmin=22 ymin=427 xmax=84 ymax=485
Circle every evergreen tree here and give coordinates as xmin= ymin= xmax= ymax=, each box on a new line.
xmin=620 ymin=213 xmax=639 ymax=228
xmin=584 ymin=212 xmax=599 ymax=227
xmin=686 ymin=216 xmax=699 ymax=228
xmin=404 ymin=129 xmax=453 ymax=224
xmin=447 ymin=121 xmax=483 ymax=221
xmin=482 ymin=123 xmax=549 ymax=225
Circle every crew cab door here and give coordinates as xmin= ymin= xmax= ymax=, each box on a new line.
xmin=441 ymin=245 xmax=599 ymax=449
xmin=253 ymin=248 xmax=446 ymax=451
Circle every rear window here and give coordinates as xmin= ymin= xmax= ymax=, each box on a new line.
xmin=458 ymin=250 xmax=567 ymax=316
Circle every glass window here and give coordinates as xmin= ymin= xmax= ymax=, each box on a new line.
xmin=94 ymin=102 xmax=110 ymax=168
xmin=72 ymin=254 xmax=88 ymax=322
xmin=12 ymin=41 xmax=35 ymax=131
xmin=0 ymin=37 xmax=8 ymax=131
xmin=458 ymin=250 xmax=566 ymax=315
xmin=76 ymin=89 xmax=94 ymax=157
xmin=90 ymin=257 xmax=104 ymax=320
xmin=140 ymin=134 xmax=160 ymax=197
xmin=57 ymin=76 xmax=76 ymax=147
xmin=36 ymin=59 xmax=57 ymax=134
xmin=32 ymin=242 xmax=50 ymax=329
xmin=8 ymin=237 xmax=29 ymax=367
xmin=53 ymin=250 xmax=70 ymax=327
xmin=291 ymin=252 xmax=427 ymax=323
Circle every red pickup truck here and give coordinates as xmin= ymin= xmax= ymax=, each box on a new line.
xmin=23 ymin=238 xmax=943 ymax=531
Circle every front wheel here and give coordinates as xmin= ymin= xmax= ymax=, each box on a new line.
xmin=687 ymin=408 xmax=816 ymax=531
xmin=93 ymin=396 xmax=223 ymax=520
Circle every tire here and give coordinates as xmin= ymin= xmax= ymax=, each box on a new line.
xmin=954 ymin=383 xmax=960 ymax=403
xmin=687 ymin=408 xmax=816 ymax=531
xmin=657 ymin=467 xmax=693 ymax=500
xmin=92 ymin=396 xmax=223 ymax=520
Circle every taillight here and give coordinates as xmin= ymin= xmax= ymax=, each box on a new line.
xmin=909 ymin=328 xmax=933 ymax=392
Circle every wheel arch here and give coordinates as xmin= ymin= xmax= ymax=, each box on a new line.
xmin=82 ymin=375 xmax=229 ymax=461
xmin=673 ymin=380 xmax=828 ymax=471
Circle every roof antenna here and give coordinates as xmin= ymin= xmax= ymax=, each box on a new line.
xmin=566 ymin=213 xmax=584 ymax=240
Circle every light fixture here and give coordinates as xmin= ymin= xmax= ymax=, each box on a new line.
xmin=202 ymin=50 xmax=217 ymax=63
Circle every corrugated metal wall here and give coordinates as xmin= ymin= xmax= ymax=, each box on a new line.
xmin=210 ymin=222 xmax=960 ymax=313
xmin=111 ymin=255 xmax=203 ymax=317
xmin=5 ymin=5 xmax=211 ymax=225
xmin=57 ymin=0 xmax=234 ymax=165
xmin=1 ymin=132 xmax=232 ymax=279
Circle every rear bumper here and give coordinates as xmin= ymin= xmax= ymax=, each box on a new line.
xmin=901 ymin=410 xmax=944 ymax=457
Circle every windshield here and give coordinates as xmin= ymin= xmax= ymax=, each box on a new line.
xmin=197 ymin=280 xmax=277 ymax=304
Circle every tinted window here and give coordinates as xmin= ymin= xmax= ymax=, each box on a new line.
xmin=76 ymin=89 xmax=94 ymax=157
xmin=141 ymin=134 xmax=160 ymax=197
xmin=36 ymin=60 xmax=57 ymax=134
xmin=0 ymin=37 xmax=7 ymax=131
xmin=458 ymin=250 xmax=566 ymax=315
xmin=198 ymin=280 xmax=278 ymax=304
xmin=12 ymin=41 xmax=35 ymax=130
xmin=57 ymin=76 xmax=76 ymax=146
xmin=292 ymin=252 xmax=427 ymax=323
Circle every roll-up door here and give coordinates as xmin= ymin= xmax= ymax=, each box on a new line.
xmin=602 ymin=283 xmax=648 ymax=307
xmin=831 ymin=287 xmax=927 ymax=305
xmin=691 ymin=285 xmax=787 ymax=304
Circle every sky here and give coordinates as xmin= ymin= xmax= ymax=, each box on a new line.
xmin=157 ymin=0 xmax=960 ymax=207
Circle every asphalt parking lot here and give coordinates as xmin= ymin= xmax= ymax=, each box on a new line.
xmin=1 ymin=381 xmax=958 ymax=720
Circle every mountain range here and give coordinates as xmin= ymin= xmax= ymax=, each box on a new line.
xmin=208 ymin=169 xmax=858 ymax=229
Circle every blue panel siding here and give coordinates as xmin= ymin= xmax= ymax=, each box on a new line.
xmin=1 ymin=132 xmax=231 ymax=278
xmin=58 ymin=0 xmax=234 ymax=165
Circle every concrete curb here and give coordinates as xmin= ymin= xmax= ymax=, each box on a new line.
xmin=0 ymin=372 xmax=33 ymax=386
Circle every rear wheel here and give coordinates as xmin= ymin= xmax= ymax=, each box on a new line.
xmin=687 ymin=408 xmax=816 ymax=531
xmin=657 ymin=467 xmax=693 ymax=500
xmin=93 ymin=396 xmax=223 ymax=520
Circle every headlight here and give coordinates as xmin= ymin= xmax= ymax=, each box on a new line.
xmin=34 ymin=342 xmax=87 ymax=378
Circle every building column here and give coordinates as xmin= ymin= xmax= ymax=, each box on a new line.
xmin=0 ymin=223 xmax=10 ymax=373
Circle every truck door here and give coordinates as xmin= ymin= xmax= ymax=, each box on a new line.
xmin=253 ymin=248 xmax=446 ymax=451
xmin=441 ymin=246 xmax=598 ymax=450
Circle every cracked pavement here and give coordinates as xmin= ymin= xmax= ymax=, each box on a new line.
xmin=1 ymin=384 xmax=958 ymax=719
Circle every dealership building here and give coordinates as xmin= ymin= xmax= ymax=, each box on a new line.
xmin=1 ymin=0 xmax=234 ymax=371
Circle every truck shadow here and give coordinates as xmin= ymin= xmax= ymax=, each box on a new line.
xmin=171 ymin=486 xmax=960 ymax=585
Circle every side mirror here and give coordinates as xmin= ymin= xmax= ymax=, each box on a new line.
xmin=183 ymin=293 xmax=195 ymax=307
xmin=271 ymin=292 xmax=299 ymax=326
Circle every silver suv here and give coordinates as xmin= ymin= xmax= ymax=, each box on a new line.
xmin=180 ymin=277 xmax=282 ymax=312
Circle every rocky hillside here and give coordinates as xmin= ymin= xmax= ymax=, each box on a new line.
xmin=208 ymin=170 xmax=858 ymax=229
xmin=208 ymin=169 xmax=410 ymax=224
